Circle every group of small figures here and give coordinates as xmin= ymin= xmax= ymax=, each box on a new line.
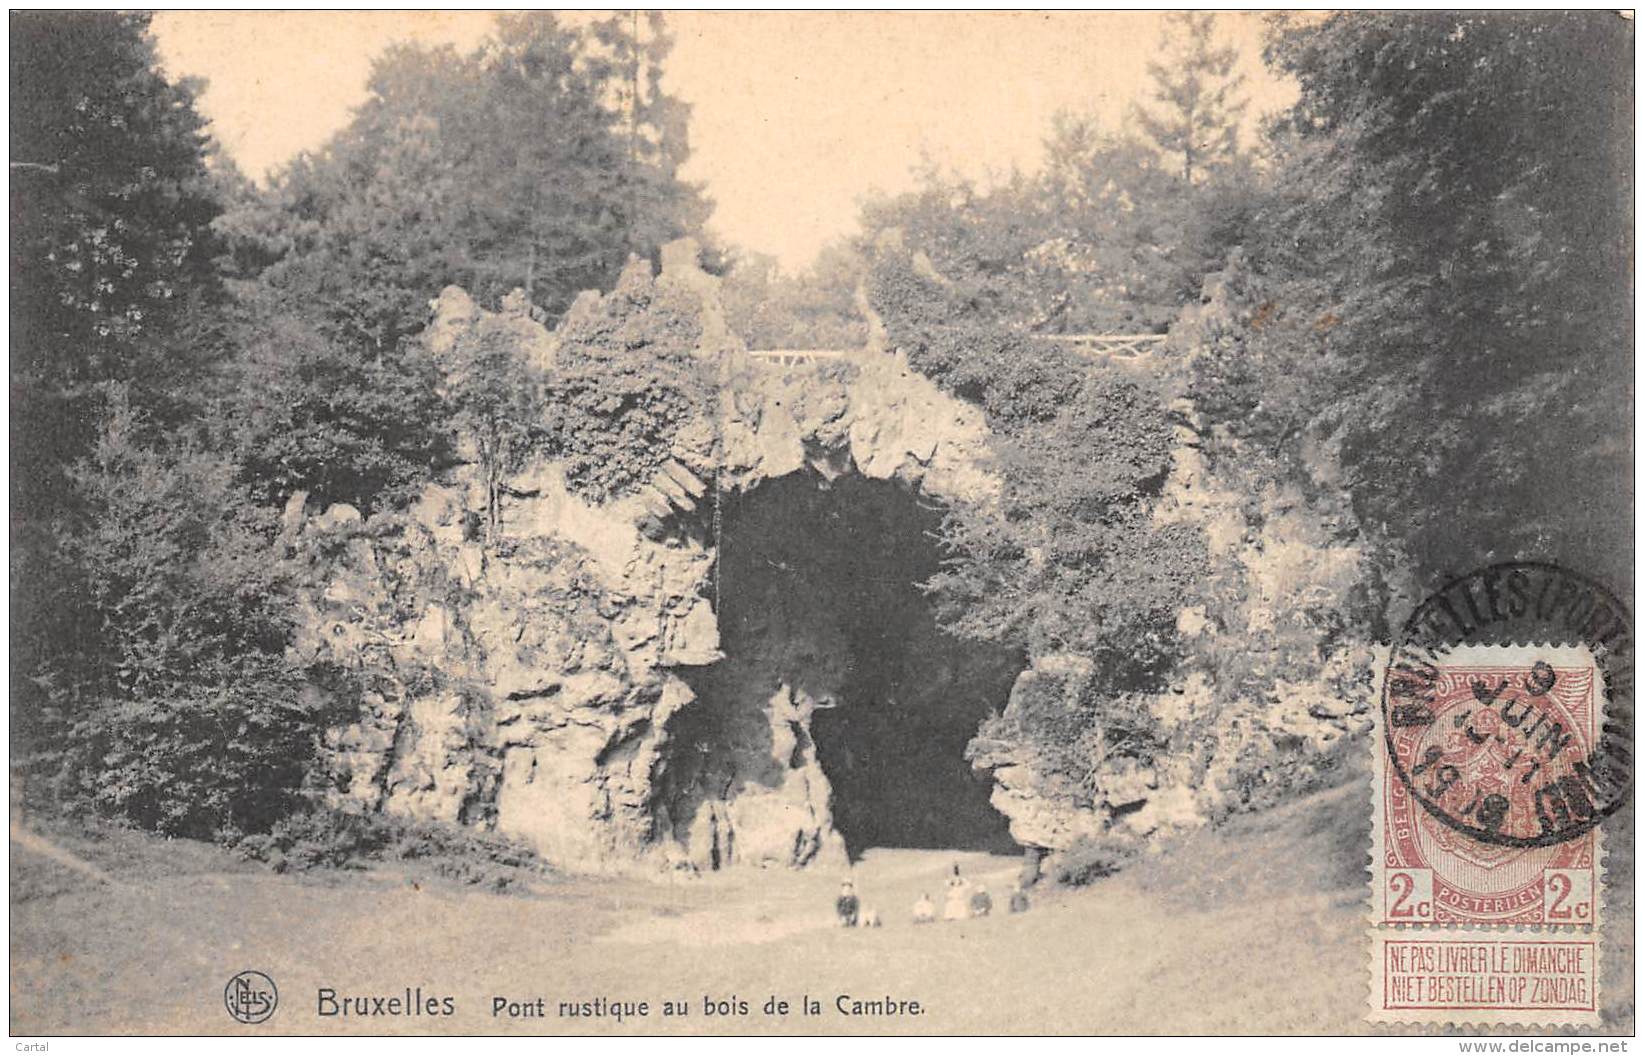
xmin=835 ymin=863 xmax=1030 ymax=928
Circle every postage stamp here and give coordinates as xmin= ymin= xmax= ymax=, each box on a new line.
xmin=1370 ymin=640 xmax=1610 ymax=1026
xmin=1375 ymin=644 xmax=1604 ymax=928
xmin=1381 ymin=562 xmax=1635 ymax=842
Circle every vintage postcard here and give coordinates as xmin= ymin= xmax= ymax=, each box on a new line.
xmin=8 ymin=9 xmax=1634 ymax=1044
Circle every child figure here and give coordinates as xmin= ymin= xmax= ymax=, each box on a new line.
xmin=912 ymin=893 xmax=936 ymax=924
xmin=969 ymin=884 xmax=993 ymax=918
xmin=836 ymin=879 xmax=860 ymax=927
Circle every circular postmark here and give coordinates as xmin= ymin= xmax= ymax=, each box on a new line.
xmin=224 ymin=970 xmax=278 ymax=1025
xmin=1382 ymin=561 xmax=1634 ymax=848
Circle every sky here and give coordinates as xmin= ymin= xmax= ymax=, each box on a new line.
xmin=151 ymin=11 xmax=1296 ymax=272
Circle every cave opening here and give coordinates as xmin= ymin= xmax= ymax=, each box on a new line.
xmin=680 ymin=471 xmax=1024 ymax=861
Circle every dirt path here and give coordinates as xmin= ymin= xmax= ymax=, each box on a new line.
xmin=8 ymin=822 xmax=116 ymax=887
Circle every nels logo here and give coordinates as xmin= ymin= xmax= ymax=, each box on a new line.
xmin=225 ymin=970 xmax=278 ymax=1025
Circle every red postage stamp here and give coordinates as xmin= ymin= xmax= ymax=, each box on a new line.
xmin=1375 ymin=644 xmax=1602 ymax=927
xmin=1370 ymin=643 xmax=1606 ymax=1026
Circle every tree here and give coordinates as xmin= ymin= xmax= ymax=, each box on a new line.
xmin=231 ymin=106 xmax=471 ymax=358
xmin=1134 ymin=13 xmax=1249 ymax=184
xmin=866 ymin=244 xmax=1202 ymax=677
xmin=859 ymin=166 xmax=1061 ymax=330
xmin=1037 ymin=115 xmax=1198 ymax=331
xmin=10 ymin=12 xmax=230 ymax=777
xmin=226 ymin=11 xmax=710 ymax=351
xmin=541 ymin=267 xmax=717 ymax=504
xmin=865 ymin=244 xmax=1206 ymax=796
xmin=719 ymin=245 xmax=867 ymax=349
xmin=442 ymin=297 xmax=548 ymax=539
xmin=585 ymin=12 xmax=708 ymax=267
xmin=211 ymin=15 xmax=714 ymax=519
xmin=26 ymin=391 xmax=341 ymax=839
xmin=10 ymin=11 xmax=225 ymax=513
xmin=211 ymin=297 xmax=450 ymax=514
xmin=1239 ymin=12 xmax=1634 ymax=589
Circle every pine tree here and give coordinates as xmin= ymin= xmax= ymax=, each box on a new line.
xmin=1134 ymin=13 xmax=1248 ymax=183
xmin=586 ymin=12 xmax=709 ymax=263
xmin=1038 ymin=115 xmax=1191 ymax=330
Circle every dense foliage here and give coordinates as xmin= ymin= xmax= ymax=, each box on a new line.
xmin=440 ymin=299 xmax=550 ymax=536
xmin=719 ymin=246 xmax=867 ymax=350
xmin=10 ymin=13 xmax=713 ymax=846
xmin=1191 ymin=11 xmax=1633 ymax=591
xmin=853 ymin=15 xmax=1256 ymax=338
xmin=543 ymin=272 xmax=717 ymax=502
xmin=216 ymin=302 xmax=451 ymax=513
xmin=29 ymin=393 xmax=345 ymax=839
xmin=10 ymin=12 xmax=230 ymax=719
xmin=220 ymin=13 xmax=708 ymax=350
xmin=868 ymin=249 xmax=1204 ymax=687
xmin=866 ymin=237 xmax=1209 ymax=804
xmin=856 ymin=12 xmax=1632 ymax=811
xmin=1134 ymin=12 xmax=1248 ymax=184
xmin=10 ymin=11 xmax=225 ymax=495
xmin=238 ymin=807 xmax=550 ymax=891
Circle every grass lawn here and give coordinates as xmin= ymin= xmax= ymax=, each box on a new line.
xmin=9 ymin=765 xmax=1634 ymax=1036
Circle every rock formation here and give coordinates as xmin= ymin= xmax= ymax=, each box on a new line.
xmin=291 ymin=238 xmax=1371 ymax=876
xmin=292 ymin=240 xmax=1003 ymax=873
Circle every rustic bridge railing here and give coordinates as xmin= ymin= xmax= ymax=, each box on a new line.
xmin=1031 ymin=333 xmax=1168 ymax=357
xmin=745 ymin=349 xmax=855 ymax=367
xmin=746 ymin=333 xmax=1168 ymax=366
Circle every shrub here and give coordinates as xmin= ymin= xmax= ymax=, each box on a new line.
xmin=1051 ymin=831 xmax=1142 ymax=887
xmin=219 ymin=306 xmax=451 ymax=515
xmin=237 ymin=807 xmax=393 ymax=872
xmin=238 ymin=808 xmax=550 ymax=892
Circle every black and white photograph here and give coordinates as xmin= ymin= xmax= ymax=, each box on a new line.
xmin=7 ymin=8 xmax=1635 ymax=1040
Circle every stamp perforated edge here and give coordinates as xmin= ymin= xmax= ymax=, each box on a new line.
xmin=1366 ymin=642 xmax=1608 ymax=1029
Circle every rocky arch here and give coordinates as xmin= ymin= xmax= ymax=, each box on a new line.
xmin=627 ymin=287 xmax=1020 ymax=870
xmin=295 ymin=244 xmax=1023 ymax=874
xmin=654 ymin=470 xmax=1024 ymax=870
